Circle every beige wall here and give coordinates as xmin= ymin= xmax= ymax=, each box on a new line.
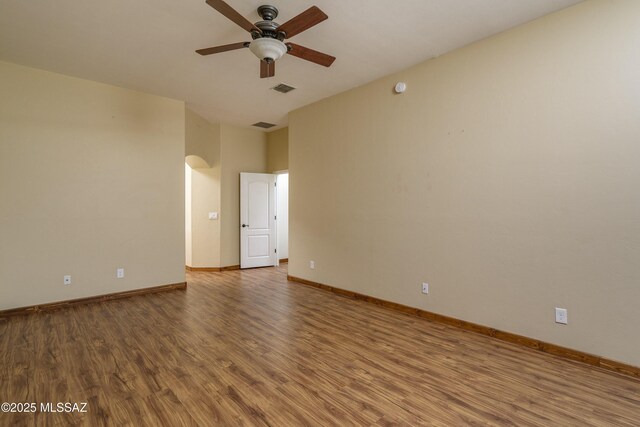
xmin=220 ymin=124 xmax=267 ymax=266
xmin=267 ymin=127 xmax=288 ymax=172
xmin=190 ymin=167 xmax=221 ymax=268
xmin=185 ymin=109 xmax=221 ymax=268
xmin=289 ymin=0 xmax=640 ymax=366
xmin=0 ymin=61 xmax=185 ymax=310
xmin=185 ymin=108 xmax=220 ymax=169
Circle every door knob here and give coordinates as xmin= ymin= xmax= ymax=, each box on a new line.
xmin=242 ymin=224 xmax=249 ymax=228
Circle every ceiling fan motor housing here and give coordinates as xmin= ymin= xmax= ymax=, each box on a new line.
xmin=253 ymin=5 xmax=285 ymax=41
xmin=252 ymin=21 xmax=279 ymax=39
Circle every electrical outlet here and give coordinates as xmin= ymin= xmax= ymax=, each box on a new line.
xmin=555 ymin=307 xmax=568 ymax=324
xmin=422 ymin=283 xmax=429 ymax=294
xmin=117 ymin=268 xmax=125 ymax=279
xmin=309 ymin=260 xmax=315 ymax=269
xmin=64 ymin=275 xmax=71 ymax=285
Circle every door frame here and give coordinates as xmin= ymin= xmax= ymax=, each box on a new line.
xmin=273 ymin=170 xmax=289 ymax=266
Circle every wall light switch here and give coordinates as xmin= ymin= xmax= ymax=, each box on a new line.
xmin=555 ymin=307 xmax=568 ymax=324
xmin=208 ymin=212 xmax=218 ymax=220
xmin=64 ymin=275 xmax=71 ymax=285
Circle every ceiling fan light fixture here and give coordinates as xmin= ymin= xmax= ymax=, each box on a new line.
xmin=249 ymin=38 xmax=287 ymax=62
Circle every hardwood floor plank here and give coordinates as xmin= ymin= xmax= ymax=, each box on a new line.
xmin=1 ymin=265 xmax=639 ymax=426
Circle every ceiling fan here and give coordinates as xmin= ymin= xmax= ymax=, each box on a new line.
xmin=196 ymin=0 xmax=336 ymax=78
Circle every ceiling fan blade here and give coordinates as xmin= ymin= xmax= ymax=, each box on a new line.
xmin=196 ymin=42 xmax=249 ymax=56
xmin=277 ymin=6 xmax=327 ymax=39
xmin=287 ymin=43 xmax=335 ymax=67
xmin=260 ymin=60 xmax=275 ymax=78
xmin=205 ymin=0 xmax=261 ymax=33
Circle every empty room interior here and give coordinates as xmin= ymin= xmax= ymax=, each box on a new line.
xmin=1 ymin=0 xmax=640 ymax=425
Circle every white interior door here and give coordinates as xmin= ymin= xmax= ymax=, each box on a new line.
xmin=240 ymin=172 xmax=277 ymax=269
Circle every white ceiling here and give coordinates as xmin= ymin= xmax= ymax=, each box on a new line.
xmin=0 ymin=0 xmax=582 ymax=130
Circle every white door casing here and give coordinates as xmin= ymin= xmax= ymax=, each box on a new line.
xmin=276 ymin=173 xmax=289 ymax=260
xmin=240 ymin=172 xmax=277 ymax=269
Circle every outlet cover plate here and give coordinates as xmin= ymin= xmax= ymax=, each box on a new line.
xmin=422 ymin=283 xmax=429 ymax=294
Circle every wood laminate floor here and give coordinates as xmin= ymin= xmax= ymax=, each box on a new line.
xmin=1 ymin=265 xmax=639 ymax=426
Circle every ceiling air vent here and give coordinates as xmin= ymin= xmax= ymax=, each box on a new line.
xmin=271 ymin=83 xmax=296 ymax=94
xmin=252 ymin=122 xmax=276 ymax=129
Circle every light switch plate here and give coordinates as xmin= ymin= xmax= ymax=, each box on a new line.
xmin=208 ymin=212 xmax=218 ymax=220
xmin=555 ymin=307 xmax=568 ymax=324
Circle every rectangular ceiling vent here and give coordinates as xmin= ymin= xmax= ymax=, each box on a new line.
xmin=252 ymin=121 xmax=276 ymax=129
xmin=271 ymin=83 xmax=296 ymax=94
